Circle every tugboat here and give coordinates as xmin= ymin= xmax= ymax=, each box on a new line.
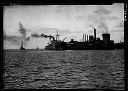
xmin=19 ymin=40 xmax=25 ymax=50
xmin=36 ymin=46 xmax=38 ymax=49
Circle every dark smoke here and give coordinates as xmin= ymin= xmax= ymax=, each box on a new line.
xmin=19 ymin=22 xmax=26 ymax=37
xmin=31 ymin=33 xmax=54 ymax=40
xmin=18 ymin=22 xmax=32 ymax=46
xmin=31 ymin=33 xmax=41 ymax=38
xmin=26 ymin=37 xmax=31 ymax=41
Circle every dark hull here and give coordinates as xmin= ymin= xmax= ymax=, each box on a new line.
xmin=45 ymin=41 xmax=124 ymax=50
xmin=19 ymin=46 xmax=25 ymax=50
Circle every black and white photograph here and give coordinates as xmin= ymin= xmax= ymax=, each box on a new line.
xmin=3 ymin=4 xmax=125 ymax=90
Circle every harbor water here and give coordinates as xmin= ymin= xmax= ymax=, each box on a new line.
xmin=3 ymin=49 xmax=124 ymax=89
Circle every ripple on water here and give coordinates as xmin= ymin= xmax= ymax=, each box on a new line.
xmin=3 ymin=49 xmax=124 ymax=89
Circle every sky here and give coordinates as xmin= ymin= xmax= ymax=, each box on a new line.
xmin=3 ymin=4 xmax=124 ymax=49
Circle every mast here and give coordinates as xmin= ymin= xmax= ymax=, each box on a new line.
xmin=83 ymin=34 xmax=84 ymax=42
xmin=21 ymin=40 xmax=23 ymax=47
xmin=56 ymin=30 xmax=60 ymax=40
xmin=49 ymin=34 xmax=52 ymax=41
xmin=93 ymin=27 xmax=96 ymax=40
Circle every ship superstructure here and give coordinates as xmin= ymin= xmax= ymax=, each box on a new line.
xmin=45 ymin=30 xmax=67 ymax=50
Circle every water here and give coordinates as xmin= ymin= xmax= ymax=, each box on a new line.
xmin=3 ymin=49 xmax=124 ymax=89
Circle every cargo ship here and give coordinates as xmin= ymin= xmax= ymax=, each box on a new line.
xmin=45 ymin=28 xmax=124 ymax=50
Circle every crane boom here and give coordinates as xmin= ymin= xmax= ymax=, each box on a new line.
xmin=62 ymin=37 xmax=67 ymax=41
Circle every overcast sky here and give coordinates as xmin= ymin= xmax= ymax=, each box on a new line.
xmin=3 ymin=4 xmax=124 ymax=49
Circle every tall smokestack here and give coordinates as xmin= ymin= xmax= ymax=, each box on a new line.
xmin=21 ymin=40 xmax=23 ymax=47
xmin=56 ymin=30 xmax=59 ymax=40
xmin=83 ymin=34 xmax=84 ymax=42
xmin=85 ymin=34 xmax=86 ymax=42
xmin=94 ymin=27 xmax=96 ymax=40
xmin=87 ymin=35 xmax=88 ymax=42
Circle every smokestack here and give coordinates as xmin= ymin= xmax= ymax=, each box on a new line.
xmin=83 ymin=34 xmax=84 ymax=42
xmin=87 ymin=35 xmax=88 ymax=42
xmin=89 ymin=35 xmax=93 ymax=41
xmin=21 ymin=40 xmax=23 ymax=47
xmin=56 ymin=30 xmax=59 ymax=40
xmin=94 ymin=27 xmax=96 ymax=40
xmin=85 ymin=34 xmax=86 ymax=42
xmin=102 ymin=33 xmax=110 ymax=41
xmin=53 ymin=37 xmax=55 ymax=41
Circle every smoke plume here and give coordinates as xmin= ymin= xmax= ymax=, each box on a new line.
xmin=4 ymin=22 xmax=31 ymax=47
xmin=31 ymin=33 xmax=41 ymax=38
xmin=31 ymin=33 xmax=54 ymax=40
xmin=19 ymin=22 xmax=26 ymax=37
xmin=18 ymin=22 xmax=33 ymax=46
xmin=88 ymin=6 xmax=111 ymax=33
xmin=26 ymin=37 xmax=31 ymax=41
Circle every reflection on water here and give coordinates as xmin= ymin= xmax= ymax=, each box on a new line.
xmin=3 ymin=49 xmax=124 ymax=89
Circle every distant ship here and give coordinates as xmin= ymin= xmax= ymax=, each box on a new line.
xmin=19 ymin=40 xmax=25 ymax=50
xmin=36 ymin=46 xmax=38 ymax=49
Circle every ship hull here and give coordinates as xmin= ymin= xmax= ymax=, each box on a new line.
xmin=45 ymin=41 xmax=67 ymax=50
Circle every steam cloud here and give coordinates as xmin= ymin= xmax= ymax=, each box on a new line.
xmin=4 ymin=33 xmax=22 ymax=46
xmin=4 ymin=22 xmax=31 ymax=47
xmin=4 ymin=34 xmax=31 ymax=46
